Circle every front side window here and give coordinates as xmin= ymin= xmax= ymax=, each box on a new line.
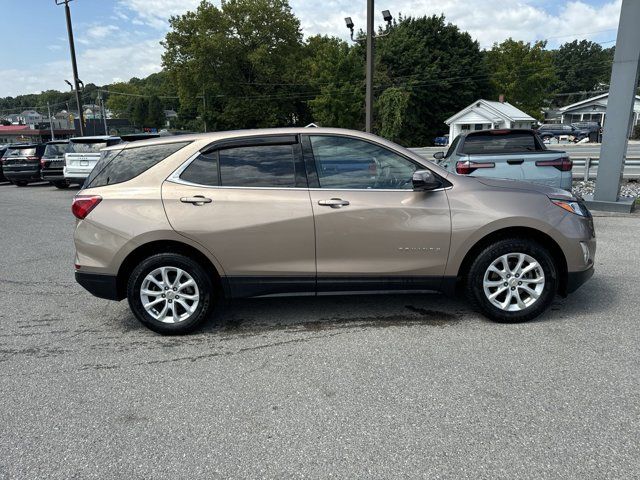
xmin=85 ymin=142 xmax=189 ymax=188
xmin=218 ymin=144 xmax=296 ymax=188
xmin=444 ymin=135 xmax=460 ymax=158
xmin=309 ymin=135 xmax=417 ymax=190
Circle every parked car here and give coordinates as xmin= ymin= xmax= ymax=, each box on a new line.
xmin=536 ymin=124 xmax=587 ymax=142
xmin=41 ymin=140 xmax=71 ymax=189
xmin=433 ymin=129 xmax=572 ymax=191
xmin=64 ymin=136 xmax=121 ymax=185
xmin=73 ymin=128 xmax=595 ymax=335
xmin=1 ymin=143 xmax=46 ymax=186
xmin=0 ymin=146 xmax=7 ymax=182
xmin=571 ymin=122 xmax=602 ymax=142
xmin=434 ymin=134 xmax=449 ymax=146
xmin=120 ymin=133 xmax=161 ymax=142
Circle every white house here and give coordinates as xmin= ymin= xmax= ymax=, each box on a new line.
xmin=552 ymin=92 xmax=640 ymax=128
xmin=445 ymin=99 xmax=536 ymax=139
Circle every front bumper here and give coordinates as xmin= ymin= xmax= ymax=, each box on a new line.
xmin=75 ymin=271 xmax=123 ymax=301
xmin=566 ymin=266 xmax=594 ymax=294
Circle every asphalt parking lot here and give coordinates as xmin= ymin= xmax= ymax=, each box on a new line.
xmin=1 ymin=182 xmax=639 ymax=479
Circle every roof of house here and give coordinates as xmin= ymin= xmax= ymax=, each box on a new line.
xmin=559 ymin=92 xmax=640 ymax=112
xmin=445 ymin=99 xmax=535 ymax=125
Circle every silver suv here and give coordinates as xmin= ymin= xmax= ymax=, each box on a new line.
xmin=72 ymin=128 xmax=595 ymax=334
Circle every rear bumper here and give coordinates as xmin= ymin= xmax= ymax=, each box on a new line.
xmin=4 ymin=170 xmax=42 ymax=182
xmin=75 ymin=271 xmax=122 ymax=301
xmin=42 ymin=169 xmax=65 ymax=181
xmin=566 ymin=266 xmax=594 ymax=294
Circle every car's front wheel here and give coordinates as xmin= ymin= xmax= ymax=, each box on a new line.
xmin=466 ymin=238 xmax=558 ymax=322
xmin=127 ymin=253 xmax=214 ymax=334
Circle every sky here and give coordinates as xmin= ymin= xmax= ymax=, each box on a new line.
xmin=0 ymin=0 xmax=623 ymax=98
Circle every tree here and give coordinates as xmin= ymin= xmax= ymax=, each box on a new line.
xmin=146 ymin=95 xmax=165 ymax=129
xmin=551 ymin=40 xmax=614 ymax=105
xmin=105 ymin=82 xmax=141 ymax=118
xmin=162 ymin=0 xmax=307 ymax=131
xmin=485 ymin=39 xmax=556 ymax=119
xmin=131 ymin=97 xmax=149 ymax=128
xmin=303 ymin=35 xmax=364 ymax=128
xmin=375 ymin=15 xmax=493 ymax=145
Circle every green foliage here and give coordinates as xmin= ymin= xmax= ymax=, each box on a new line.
xmin=131 ymin=97 xmax=149 ymax=128
xmin=375 ymin=15 xmax=492 ymax=145
xmin=485 ymin=39 xmax=556 ymax=119
xmin=304 ymin=35 xmax=365 ymax=128
xmin=162 ymin=0 xmax=308 ymax=130
xmin=376 ymin=87 xmax=410 ymax=141
xmin=632 ymin=125 xmax=640 ymax=141
xmin=550 ymin=40 xmax=614 ymax=106
xmin=146 ymin=95 xmax=165 ymax=128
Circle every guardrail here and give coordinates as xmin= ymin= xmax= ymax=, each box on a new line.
xmin=409 ymin=148 xmax=640 ymax=180
xmin=570 ymin=157 xmax=640 ymax=180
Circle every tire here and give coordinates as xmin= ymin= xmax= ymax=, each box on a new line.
xmin=14 ymin=181 xmax=28 ymax=187
xmin=127 ymin=253 xmax=214 ymax=335
xmin=466 ymin=238 xmax=558 ymax=323
xmin=53 ymin=181 xmax=70 ymax=189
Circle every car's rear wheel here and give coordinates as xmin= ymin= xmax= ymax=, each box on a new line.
xmin=127 ymin=253 xmax=214 ymax=334
xmin=14 ymin=181 xmax=28 ymax=187
xmin=53 ymin=181 xmax=70 ymax=189
xmin=466 ymin=238 xmax=558 ymax=322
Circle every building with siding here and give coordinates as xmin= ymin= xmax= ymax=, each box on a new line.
xmin=445 ymin=99 xmax=536 ymax=140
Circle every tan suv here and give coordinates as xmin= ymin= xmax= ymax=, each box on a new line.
xmin=72 ymin=128 xmax=595 ymax=334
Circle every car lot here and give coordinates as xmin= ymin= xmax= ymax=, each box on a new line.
xmin=1 ymin=182 xmax=639 ymax=478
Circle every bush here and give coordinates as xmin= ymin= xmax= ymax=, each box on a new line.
xmin=632 ymin=124 xmax=640 ymax=140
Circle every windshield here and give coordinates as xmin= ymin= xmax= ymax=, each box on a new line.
xmin=44 ymin=144 xmax=68 ymax=157
xmin=68 ymin=142 xmax=108 ymax=154
xmin=5 ymin=147 xmax=36 ymax=157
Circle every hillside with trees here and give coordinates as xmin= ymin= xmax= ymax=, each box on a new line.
xmin=0 ymin=0 xmax=617 ymax=145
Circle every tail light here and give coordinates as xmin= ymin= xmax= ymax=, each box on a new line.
xmin=456 ymin=160 xmax=495 ymax=174
xmin=72 ymin=195 xmax=102 ymax=219
xmin=536 ymin=157 xmax=572 ymax=172
xmin=40 ymin=159 xmax=47 ymax=167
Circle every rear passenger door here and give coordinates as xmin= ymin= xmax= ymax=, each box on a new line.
xmin=162 ymin=136 xmax=316 ymax=297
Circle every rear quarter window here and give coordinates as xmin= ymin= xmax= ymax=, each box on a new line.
xmin=85 ymin=142 xmax=189 ymax=188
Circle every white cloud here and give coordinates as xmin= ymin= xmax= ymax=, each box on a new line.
xmin=0 ymin=40 xmax=163 ymax=98
xmin=292 ymin=0 xmax=622 ymax=48
xmin=117 ymin=0 xmax=201 ymax=29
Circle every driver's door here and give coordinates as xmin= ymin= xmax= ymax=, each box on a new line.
xmin=303 ymin=134 xmax=451 ymax=292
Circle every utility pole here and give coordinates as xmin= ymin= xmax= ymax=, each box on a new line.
xmin=47 ymin=102 xmax=55 ymax=141
xmin=56 ymin=0 xmax=85 ymax=136
xmin=586 ymin=0 xmax=640 ymax=212
xmin=98 ymin=91 xmax=108 ymax=135
xmin=202 ymin=86 xmax=207 ymax=133
xmin=365 ymin=0 xmax=374 ymax=133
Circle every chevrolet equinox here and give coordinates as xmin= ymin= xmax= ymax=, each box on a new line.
xmin=72 ymin=128 xmax=595 ymax=334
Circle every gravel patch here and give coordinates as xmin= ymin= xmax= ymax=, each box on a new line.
xmin=573 ymin=180 xmax=640 ymax=198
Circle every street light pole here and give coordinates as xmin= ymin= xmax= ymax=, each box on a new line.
xmin=365 ymin=0 xmax=374 ymax=133
xmin=47 ymin=102 xmax=55 ymax=141
xmin=57 ymin=0 xmax=84 ymax=136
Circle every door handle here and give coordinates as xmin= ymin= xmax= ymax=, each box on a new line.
xmin=180 ymin=195 xmax=212 ymax=205
xmin=318 ymin=198 xmax=350 ymax=208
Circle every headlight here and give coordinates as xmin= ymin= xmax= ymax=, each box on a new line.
xmin=550 ymin=198 xmax=587 ymax=217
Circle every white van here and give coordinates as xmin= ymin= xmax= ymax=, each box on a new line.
xmin=64 ymin=136 xmax=121 ymax=184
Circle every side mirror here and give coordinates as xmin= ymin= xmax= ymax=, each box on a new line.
xmin=433 ymin=151 xmax=444 ymax=161
xmin=412 ymin=170 xmax=442 ymax=191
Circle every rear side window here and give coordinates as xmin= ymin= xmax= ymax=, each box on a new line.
xmin=219 ymin=145 xmax=296 ymax=187
xmin=180 ymin=152 xmax=219 ymax=186
xmin=461 ymin=133 xmax=541 ymax=154
xmin=85 ymin=142 xmax=189 ymax=188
